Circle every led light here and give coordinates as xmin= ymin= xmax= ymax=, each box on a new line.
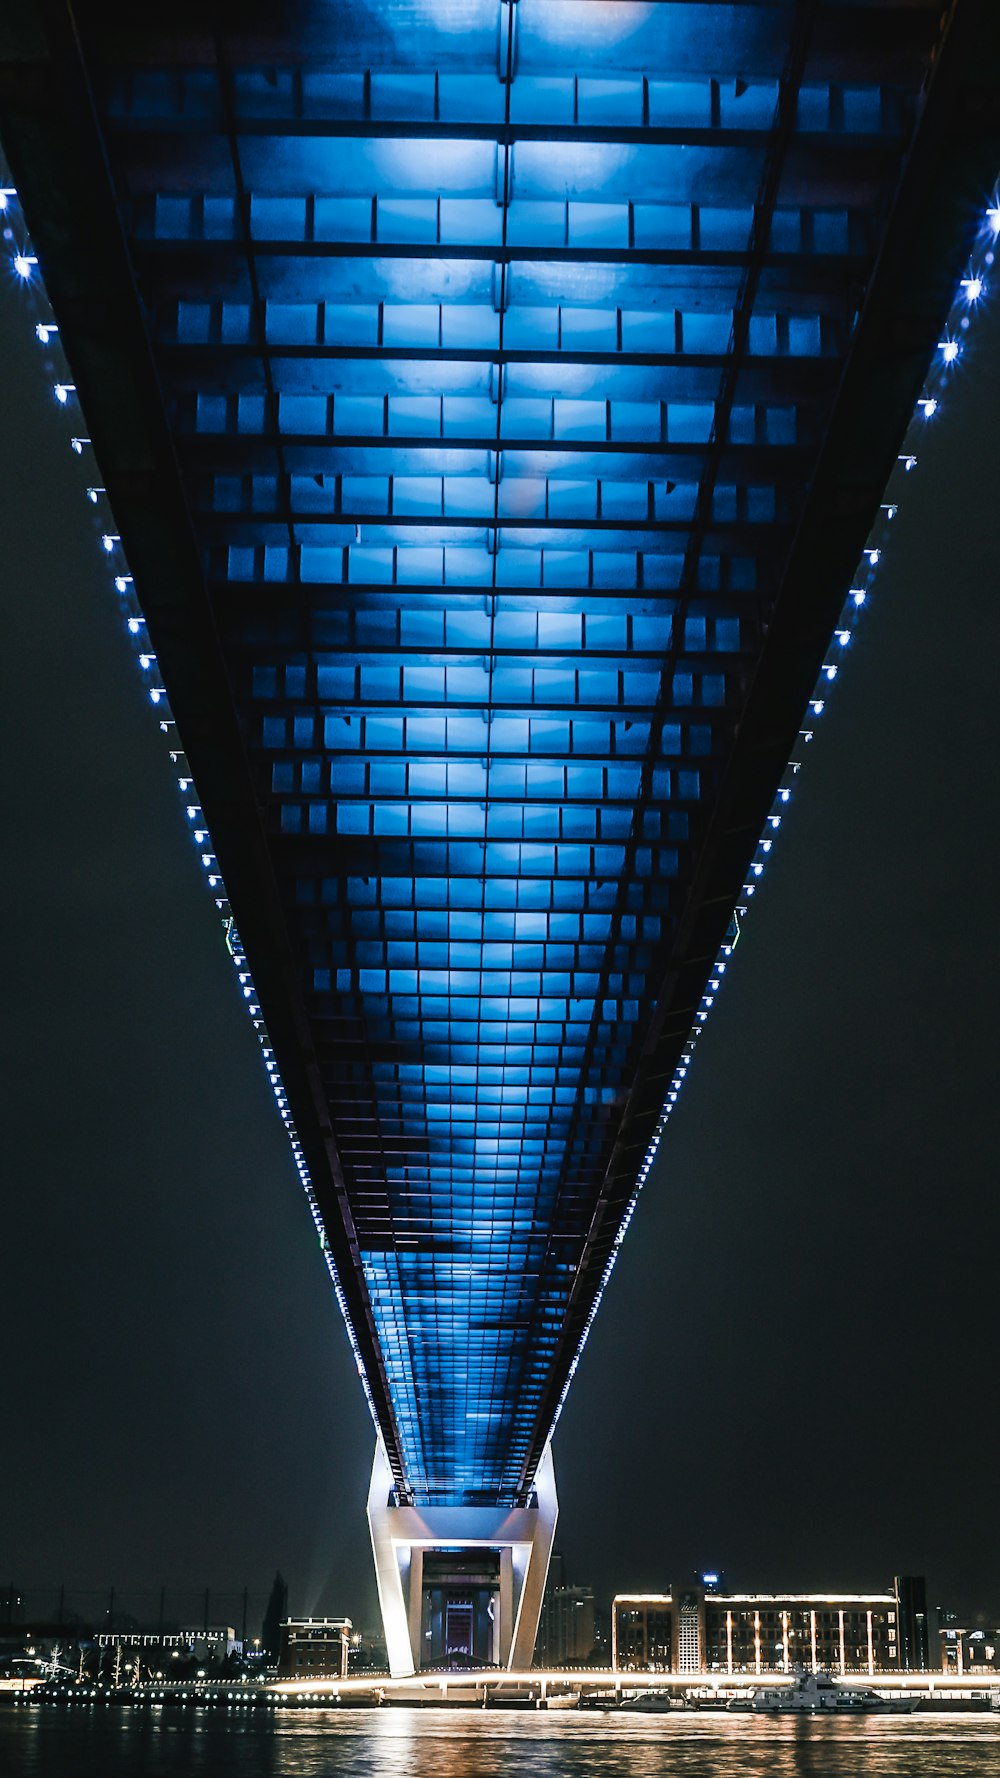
xmin=779 ymin=787 xmax=791 ymax=803
xmin=809 ymin=699 xmax=824 ymax=714
xmin=0 ymin=189 xmax=15 ymax=210
xmin=751 ymin=863 xmax=763 ymax=877
xmin=836 ymin=629 xmax=851 ymax=646
xmin=882 ymin=504 xmax=898 ymax=520
xmin=864 ymin=547 xmax=880 ymax=565
xmin=13 ymin=253 xmax=37 ymax=278
xmin=824 ymin=664 xmax=838 ymax=682
xmin=851 ymin=589 xmax=866 ymax=607
xmin=54 ymin=382 xmax=75 ymax=404
xmin=101 ymin=533 xmax=119 ymax=552
xmin=149 ymin=688 xmax=162 ymax=705
xmin=114 ymin=575 xmax=132 ymax=591
xmin=138 ymin=653 xmax=155 ymax=669
xmin=35 ymin=323 xmax=58 ymax=343
xmin=939 ymin=340 xmax=959 ymax=364
xmin=961 ymin=275 xmax=983 ymax=301
xmin=127 ymin=617 xmax=141 ymax=634
xmin=86 ymin=486 xmax=104 ymax=503
xmin=71 ymin=437 xmax=90 ymax=454
xmin=918 ymin=398 xmax=937 ymax=417
xmin=898 ymin=454 xmax=917 ymax=472
xmin=987 ymin=205 xmax=1000 ymax=237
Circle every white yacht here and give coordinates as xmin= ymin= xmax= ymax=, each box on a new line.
xmin=735 ymin=1669 xmax=918 ymax=1714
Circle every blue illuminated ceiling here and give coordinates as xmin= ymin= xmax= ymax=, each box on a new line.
xmin=2 ymin=0 xmax=995 ymax=1506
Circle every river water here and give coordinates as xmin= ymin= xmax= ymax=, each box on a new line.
xmin=3 ymin=1707 xmax=1000 ymax=1778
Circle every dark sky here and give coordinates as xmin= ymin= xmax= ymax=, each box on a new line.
xmin=2 ymin=256 xmax=998 ymax=1635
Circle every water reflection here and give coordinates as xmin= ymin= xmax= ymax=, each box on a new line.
xmin=4 ymin=1707 xmax=1000 ymax=1778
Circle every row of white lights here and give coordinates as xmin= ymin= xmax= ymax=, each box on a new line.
xmin=8 ymin=177 xmax=999 ymax=1462
xmin=5 ymin=178 xmax=383 ymax=1437
xmin=549 ymin=195 xmax=1000 ymax=1439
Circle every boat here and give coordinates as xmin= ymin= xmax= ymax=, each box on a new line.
xmin=686 ymin=1687 xmax=736 ymax=1711
xmin=732 ymin=1669 xmax=918 ymax=1714
xmin=623 ymin=1689 xmax=686 ymax=1713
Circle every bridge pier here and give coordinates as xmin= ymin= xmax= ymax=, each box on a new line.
xmin=367 ymin=1440 xmax=558 ymax=1679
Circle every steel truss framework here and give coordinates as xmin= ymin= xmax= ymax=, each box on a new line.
xmin=2 ymin=0 xmax=998 ymax=1506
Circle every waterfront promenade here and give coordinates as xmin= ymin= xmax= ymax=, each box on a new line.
xmin=10 ymin=1668 xmax=1000 ymax=1712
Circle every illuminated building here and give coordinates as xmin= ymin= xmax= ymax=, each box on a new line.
xmin=96 ymin=1626 xmax=241 ymax=1663
xmin=2 ymin=1 xmax=997 ymax=1675
xmin=939 ymin=1625 xmax=1000 ymax=1677
xmin=279 ymin=1617 xmax=352 ymax=1680
xmin=614 ymin=1577 xmax=928 ymax=1674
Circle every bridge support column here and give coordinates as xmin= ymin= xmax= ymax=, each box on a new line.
xmin=366 ymin=1439 xmax=558 ymax=1678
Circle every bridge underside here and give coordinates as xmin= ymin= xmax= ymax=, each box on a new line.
xmin=1 ymin=1 xmax=998 ymax=1512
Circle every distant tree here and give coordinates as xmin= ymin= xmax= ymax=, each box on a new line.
xmin=261 ymin=1572 xmax=288 ymax=1662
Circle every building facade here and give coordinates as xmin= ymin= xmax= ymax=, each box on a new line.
xmin=279 ymin=1618 xmax=352 ymax=1681
xmin=939 ymin=1626 xmax=1000 ymax=1677
xmin=894 ymin=1574 xmax=930 ymax=1671
xmin=614 ymin=1579 xmax=927 ymax=1675
xmin=536 ymin=1586 xmax=597 ymax=1667
xmin=96 ymin=1626 xmax=240 ymax=1663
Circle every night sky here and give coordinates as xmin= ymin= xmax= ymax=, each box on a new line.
xmin=2 ymin=254 xmax=998 ymax=1634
